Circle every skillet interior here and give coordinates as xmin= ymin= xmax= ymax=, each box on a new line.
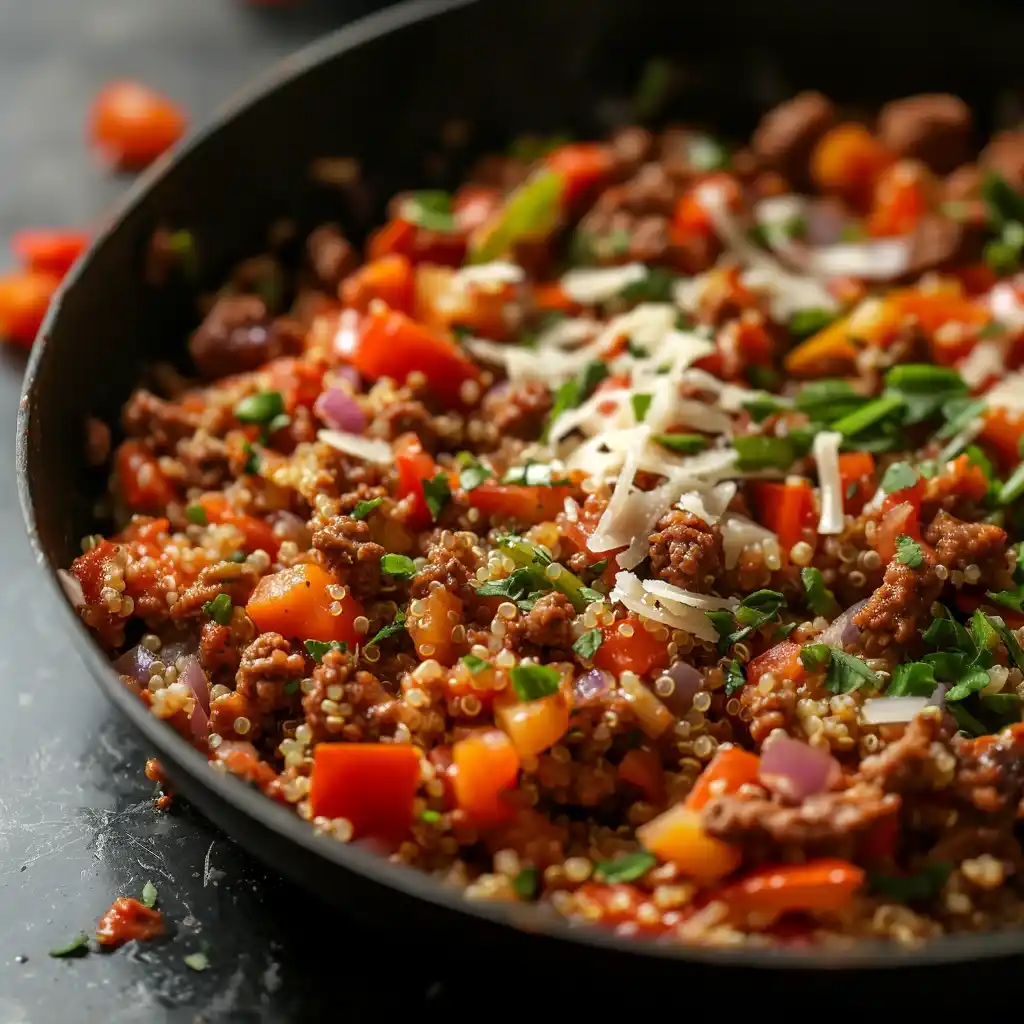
xmin=18 ymin=0 xmax=1024 ymax=977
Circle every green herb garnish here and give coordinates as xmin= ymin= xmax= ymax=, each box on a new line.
xmin=800 ymin=643 xmax=879 ymax=693
xmin=724 ymin=659 xmax=746 ymax=696
xmin=183 ymin=952 xmax=210 ymax=972
xmin=801 ymin=567 xmax=839 ymax=618
xmin=510 ymin=664 xmax=562 ymax=701
xmin=420 ymin=809 xmax=442 ymax=824
xmin=400 ymin=190 xmax=457 ymax=233
xmin=545 ymin=361 xmax=610 ymax=439
xmin=422 ymin=473 xmax=452 ymax=521
xmin=594 ymin=850 xmax=657 ymax=883
xmin=895 ymin=535 xmax=925 ymax=568
xmin=49 ymin=933 xmax=90 ymax=958
xmin=653 ymin=433 xmax=708 ymax=454
xmin=513 ymin=865 xmax=541 ymax=901
xmin=880 ymin=461 xmax=919 ymax=494
xmin=234 ymin=390 xmax=285 ymax=427
xmin=733 ymin=434 xmax=799 ymax=471
xmin=868 ymin=862 xmax=951 ymax=903
xmin=352 ymin=497 xmax=384 ymax=520
xmin=186 ymin=504 xmax=208 ymax=526
xmin=380 ymin=553 xmax=417 ymax=579
xmin=366 ymin=610 xmax=408 ymax=647
xmin=202 ymin=593 xmax=233 ymax=626
xmin=304 ymin=639 xmax=347 ymax=664
xmin=887 ymin=660 xmax=938 ymax=697
xmin=573 ymin=629 xmax=604 ymax=660
xmin=461 ymin=654 xmax=491 ymax=675
xmin=141 ymin=881 xmax=158 ymax=909
xmin=789 ymin=308 xmax=836 ymax=339
xmin=631 ymin=393 xmax=653 ymax=422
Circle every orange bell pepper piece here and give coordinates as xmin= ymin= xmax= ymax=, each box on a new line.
xmin=637 ymin=805 xmax=742 ymax=882
xmin=811 ymin=124 xmax=891 ymax=209
xmin=685 ymin=745 xmax=761 ymax=811
xmin=866 ymin=160 xmax=931 ymax=238
xmin=467 ymin=482 xmax=575 ymax=527
xmin=407 ymin=586 xmax=463 ymax=665
xmin=751 ymin=479 xmax=815 ymax=558
xmin=340 ymin=253 xmax=414 ymax=314
xmin=246 ymin=562 xmax=364 ymax=644
xmin=308 ymin=742 xmax=421 ymax=841
xmin=349 ymin=306 xmax=479 ymax=407
xmin=451 ymin=729 xmax=520 ymax=826
xmin=593 ymin=616 xmax=670 ymax=677
xmin=719 ymin=859 xmax=865 ymax=917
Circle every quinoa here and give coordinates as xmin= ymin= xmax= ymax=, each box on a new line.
xmin=64 ymin=91 xmax=1024 ymax=949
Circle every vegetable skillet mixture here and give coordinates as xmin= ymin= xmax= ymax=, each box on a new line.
xmin=63 ymin=90 xmax=1024 ymax=948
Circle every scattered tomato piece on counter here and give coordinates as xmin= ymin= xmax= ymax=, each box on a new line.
xmin=0 ymin=270 xmax=59 ymax=348
xmin=11 ymin=229 xmax=89 ymax=278
xmin=95 ymin=897 xmax=165 ymax=948
xmin=308 ymin=743 xmax=421 ymax=841
xmin=89 ymin=80 xmax=186 ymax=170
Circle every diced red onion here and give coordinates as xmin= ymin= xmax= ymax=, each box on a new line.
xmin=178 ymin=652 xmax=210 ymax=738
xmin=662 ymin=660 xmax=704 ymax=713
xmin=113 ymin=643 xmax=159 ymax=686
xmin=861 ymin=696 xmax=930 ymax=725
xmin=334 ymin=364 xmax=361 ymax=389
xmin=573 ymin=669 xmax=614 ymax=708
xmin=758 ymin=733 xmax=840 ymax=802
xmin=57 ymin=568 xmax=86 ymax=609
xmin=315 ymin=387 xmax=367 ymax=434
xmin=819 ymin=599 xmax=869 ymax=649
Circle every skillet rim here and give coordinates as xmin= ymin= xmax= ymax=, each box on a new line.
xmin=16 ymin=0 xmax=1024 ymax=970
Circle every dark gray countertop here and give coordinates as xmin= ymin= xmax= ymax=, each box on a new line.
xmin=0 ymin=2 xmax=451 ymax=1021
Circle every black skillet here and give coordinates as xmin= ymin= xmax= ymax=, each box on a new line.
xmin=17 ymin=0 xmax=1024 ymax=991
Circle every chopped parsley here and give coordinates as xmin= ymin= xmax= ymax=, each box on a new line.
xmin=283 ymin=680 xmax=300 ymax=695
xmin=228 ymin=550 xmax=247 ymax=563
xmin=421 ymin=473 xmax=452 ymax=521
xmin=185 ymin=503 xmax=208 ymax=526
xmin=399 ymin=190 xmax=457 ymax=233
xmin=937 ymin=397 xmax=987 ymax=460
xmin=49 ymin=933 xmax=90 ymax=958
xmin=351 ymin=497 xmax=384 ymax=520
xmin=304 ymin=639 xmax=347 ymax=663
xmin=801 ymin=567 xmax=839 ymax=618
xmin=800 ymin=643 xmax=880 ymax=694
xmin=706 ymin=590 xmax=786 ymax=653
xmin=895 ymin=535 xmax=925 ymax=568
xmin=202 ymin=593 xmax=233 ymax=626
xmin=883 ymin=364 xmax=967 ymax=425
xmin=652 ymin=433 xmax=708 ymax=454
xmin=510 ymin=663 xmax=562 ymax=701
xmin=366 ymin=610 xmax=407 ymax=647
xmin=461 ymin=654 xmax=491 ymax=675
xmin=581 ymin=558 xmax=609 ymax=583
xmin=572 ymin=628 xmax=604 ymax=661
xmin=887 ymin=660 xmax=937 ymax=698
xmin=733 ymin=434 xmax=799 ymax=471
xmin=513 ymin=865 xmax=540 ymax=901
xmin=380 ymin=553 xmax=417 ymax=579
xmin=544 ymin=360 xmax=609 ymax=439
xmin=789 ymin=308 xmax=836 ymax=339
xmin=141 ymin=881 xmax=158 ymax=909
xmin=631 ymin=393 xmax=653 ymax=422
xmin=455 ymin=452 xmax=493 ymax=491
xmin=793 ymin=379 xmax=867 ymax=424
xmin=880 ymin=461 xmax=918 ymax=494
xmin=501 ymin=463 xmax=571 ymax=487
xmin=594 ymin=850 xmax=657 ymax=883
xmin=868 ymin=862 xmax=951 ymax=904
xmin=234 ymin=390 xmax=285 ymax=427
xmin=723 ymin=659 xmax=746 ymax=696
xmin=242 ymin=441 xmax=260 ymax=475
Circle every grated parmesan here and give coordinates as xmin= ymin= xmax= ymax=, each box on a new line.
xmin=317 ymin=429 xmax=393 ymax=464
xmin=560 ymin=263 xmax=647 ymax=304
xmin=812 ymin=431 xmax=844 ymax=535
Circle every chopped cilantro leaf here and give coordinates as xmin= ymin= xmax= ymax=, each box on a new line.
xmin=801 ymin=567 xmax=839 ymax=617
xmin=620 ymin=267 xmax=677 ymax=304
xmin=202 ymin=593 xmax=233 ymax=626
xmin=421 ymin=473 xmax=452 ymax=521
xmin=380 ymin=553 xmax=417 ymax=579
xmin=724 ymin=659 xmax=746 ymax=696
xmin=895 ymin=535 xmax=924 ymax=568
xmin=501 ymin=463 xmax=571 ymax=487
xmin=887 ymin=660 xmax=938 ymax=698
xmin=800 ymin=643 xmax=831 ymax=673
xmin=631 ymin=393 xmax=652 ymax=422
xmin=399 ymin=190 xmax=456 ymax=233
xmin=456 ymin=453 xmax=493 ymax=491
xmin=234 ymin=390 xmax=285 ymax=426
xmin=513 ymin=865 xmax=540 ymax=900
xmin=366 ymin=610 xmax=407 ymax=647
xmin=141 ymin=881 xmax=158 ymax=909
xmin=594 ymin=850 xmax=657 ymax=883
xmin=825 ymin=649 xmax=881 ymax=694
xmin=572 ymin=628 xmax=603 ymax=660
xmin=49 ymin=933 xmax=90 ymax=958
xmin=242 ymin=441 xmax=260 ymax=475
xmin=945 ymin=666 xmax=993 ymax=702
xmin=304 ymin=639 xmax=347 ymax=663
xmin=510 ymin=664 xmax=561 ymax=701
xmin=869 ymin=862 xmax=951 ymax=903
xmin=461 ymin=654 xmax=491 ymax=675
xmin=228 ymin=550 xmax=247 ymax=563
xmin=581 ymin=558 xmax=609 ymax=583
xmin=186 ymin=503 xmax=208 ymax=526
xmin=545 ymin=361 xmax=610 ymax=439
xmin=880 ymin=461 xmax=918 ymax=494
xmin=352 ymin=497 xmax=384 ymax=520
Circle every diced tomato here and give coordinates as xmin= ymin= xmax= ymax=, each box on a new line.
xmin=874 ymin=501 xmax=922 ymax=564
xmin=750 ymin=479 xmax=815 ymax=558
xmin=684 ymin=745 xmax=761 ymax=811
xmin=980 ymin=408 xmax=1024 ymax=471
xmin=89 ymin=80 xmax=186 ymax=170
xmin=348 ymin=306 xmax=478 ymax=407
xmin=467 ymin=482 xmax=574 ymax=527
xmin=394 ymin=432 xmax=443 ymax=531
xmin=944 ymin=452 xmax=990 ymax=503
xmin=747 ymin=640 xmax=806 ymax=688
xmin=366 ymin=216 xmax=465 ymax=267
xmin=593 ymin=616 xmax=670 ymax=678
xmin=719 ymin=859 xmax=865 ymax=918
xmin=341 ymin=253 xmax=414 ymax=314
xmin=262 ymin=356 xmax=325 ymax=412
xmin=546 ymin=143 xmax=614 ymax=206
xmin=367 ymin=218 xmax=417 ymax=262
xmin=838 ymin=451 xmax=876 ymax=516
xmin=198 ymin=493 xmax=280 ymax=557
xmin=451 ymin=729 xmax=520 ymax=826
xmin=866 ymin=160 xmax=932 ymax=238
xmin=114 ymin=515 xmax=170 ymax=554
xmin=116 ymin=440 xmax=175 ymax=511
xmin=95 ymin=897 xmax=165 ymax=948
xmin=533 ymin=281 xmax=580 ymax=315
xmin=617 ymin=747 xmax=666 ymax=804
xmin=246 ymin=563 xmax=364 ymax=644
xmin=11 ymin=229 xmax=89 ymax=277
xmin=671 ymin=173 xmax=742 ymax=240
xmin=308 ymin=742 xmax=420 ymax=841
xmin=0 ymin=270 xmax=60 ymax=348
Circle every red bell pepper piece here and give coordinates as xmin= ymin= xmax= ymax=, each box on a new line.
xmin=593 ymin=616 xmax=670 ymax=677
xmin=467 ymin=482 xmax=574 ymax=527
xmin=12 ymin=229 xmax=89 ymax=278
xmin=116 ymin=440 xmax=176 ymax=511
xmin=394 ymin=432 xmax=443 ymax=530
xmin=546 ymin=143 xmax=613 ymax=205
xmin=747 ymin=640 xmax=806 ymax=689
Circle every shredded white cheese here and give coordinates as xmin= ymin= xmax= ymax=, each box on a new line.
xmin=989 ymin=282 xmax=1024 ymax=331
xmin=813 ymin=431 xmax=844 ymax=536
xmin=959 ymin=340 xmax=1005 ymax=389
xmin=560 ymin=263 xmax=647 ymax=304
xmin=984 ymin=370 xmax=1024 ymax=414
xmin=610 ymin=571 xmax=719 ymax=641
xmin=641 ymin=578 xmax=739 ymax=612
xmin=317 ymin=429 xmax=394 ymax=464
xmin=720 ymin=513 xmax=779 ymax=570
xmin=451 ymin=261 xmax=525 ymax=287
xmin=805 ymin=239 xmax=911 ymax=281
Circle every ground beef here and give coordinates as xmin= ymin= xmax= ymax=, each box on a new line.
xmin=480 ymin=381 xmax=552 ymax=441
xmin=702 ymin=784 xmax=899 ymax=861
xmin=608 ymin=125 xmax=654 ymax=179
xmin=188 ymin=295 xmax=302 ymax=379
xmin=903 ymin=213 xmax=981 ymax=278
xmin=504 ymin=592 xmax=576 ymax=655
xmin=170 ymin=561 xmax=260 ymax=620
xmin=199 ymin=620 xmax=242 ymax=687
xmin=306 ymin=223 xmax=356 ymax=291
xmin=171 ymin=430 xmax=232 ymax=491
xmin=235 ymin=632 xmax=306 ymax=715
xmin=122 ymin=389 xmax=200 ymax=450
xmin=336 ymin=483 xmax=389 ymax=517
xmin=411 ymin=532 xmax=484 ymax=612
xmin=923 ymin=510 xmax=1008 ymax=574
xmin=739 ymin=669 xmax=799 ymax=747
xmin=857 ymin=708 xmax=958 ymax=795
xmin=954 ymin=724 xmax=1024 ymax=816
xmin=853 ymin=559 xmax=942 ymax=647
xmin=302 ymin=646 xmax=393 ymax=743
xmin=982 ymin=131 xmax=1024 ymax=192
xmin=311 ymin=514 xmax=386 ymax=599
xmin=944 ymin=164 xmax=982 ymax=203
xmin=619 ymin=162 xmax=678 ymax=217
xmin=877 ymin=94 xmax=973 ymax=174
xmin=371 ymin=400 xmax=441 ymax=454
xmin=751 ymin=91 xmax=836 ymax=186
xmin=648 ymin=510 xmax=723 ymax=592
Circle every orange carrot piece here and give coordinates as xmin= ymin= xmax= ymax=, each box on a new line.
xmin=685 ymin=745 xmax=761 ymax=811
xmin=451 ymin=730 xmax=520 ymax=826
xmin=636 ymin=805 xmax=742 ymax=882
xmin=719 ymin=859 xmax=865 ymax=917
xmin=246 ymin=563 xmax=363 ymax=644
